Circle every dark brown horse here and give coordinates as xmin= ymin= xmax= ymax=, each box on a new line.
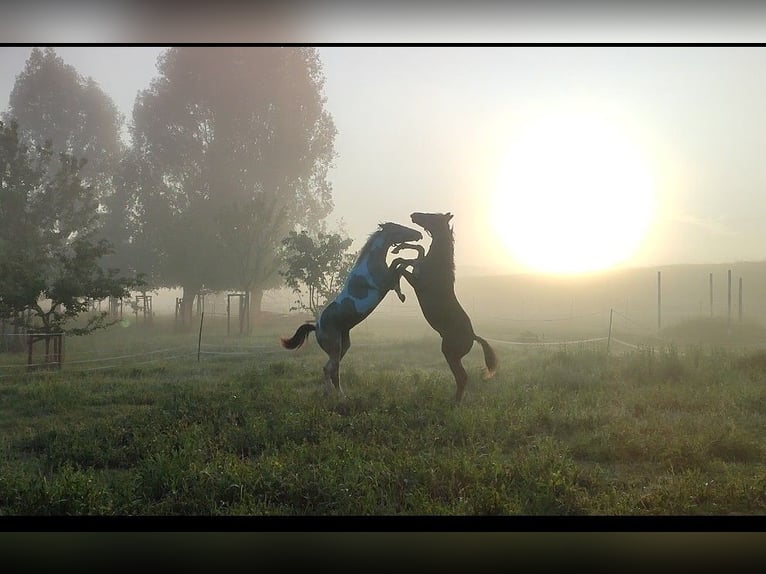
xmin=280 ymin=222 xmax=423 ymax=397
xmin=392 ymin=212 xmax=497 ymax=402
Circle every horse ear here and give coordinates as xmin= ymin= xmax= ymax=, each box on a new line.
xmin=446 ymin=213 xmax=454 ymax=221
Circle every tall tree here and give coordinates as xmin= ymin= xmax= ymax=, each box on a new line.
xmin=4 ymin=47 xmax=124 ymax=193
xmin=0 ymin=120 xmax=134 ymax=335
xmin=131 ymin=47 xmax=337 ymax=327
xmin=3 ymin=47 xmax=131 ymax=276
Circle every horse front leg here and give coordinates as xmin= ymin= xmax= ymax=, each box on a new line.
xmin=389 ymin=258 xmax=418 ymax=302
xmin=391 ymin=243 xmax=425 ymax=258
xmin=390 ymin=242 xmax=424 ymax=300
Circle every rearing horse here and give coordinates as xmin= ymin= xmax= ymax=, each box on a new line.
xmin=280 ymin=222 xmax=423 ymax=396
xmin=392 ymin=212 xmax=497 ymax=402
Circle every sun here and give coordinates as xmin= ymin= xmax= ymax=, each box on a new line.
xmin=490 ymin=105 xmax=657 ymax=275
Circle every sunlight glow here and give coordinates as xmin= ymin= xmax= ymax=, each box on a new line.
xmin=491 ymin=105 xmax=657 ymax=275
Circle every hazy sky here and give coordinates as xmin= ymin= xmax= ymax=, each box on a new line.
xmin=3 ymin=7 xmax=766 ymax=276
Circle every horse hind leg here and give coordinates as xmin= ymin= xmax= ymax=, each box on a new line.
xmin=442 ymin=345 xmax=469 ymax=403
xmin=318 ymin=329 xmax=341 ymax=396
xmin=322 ymin=358 xmax=337 ymax=395
xmin=335 ymin=330 xmax=351 ymax=397
xmin=322 ymin=330 xmax=349 ymax=397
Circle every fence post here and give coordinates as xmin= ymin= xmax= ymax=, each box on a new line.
xmin=227 ymin=295 xmax=231 ymax=336
xmin=607 ymin=308 xmax=613 ymax=354
xmin=727 ymin=269 xmax=732 ymax=337
xmin=197 ymin=311 xmax=205 ymax=362
xmin=657 ymin=271 xmax=661 ymax=331
xmin=739 ymin=276 xmax=743 ymax=323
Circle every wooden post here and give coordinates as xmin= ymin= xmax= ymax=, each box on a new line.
xmin=709 ymin=272 xmax=713 ymax=317
xmin=657 ymin=271 xmax=662 ymax=331
xmin=197 ymin=311 xmax=205 ymax=362
xmin=248 ymin=291 xmax=252 ymax=335
xmin=738 ymin=277 xmax=743 ymax=323
xmin=239 ymin=294 xmax=244 ymax=336
xmin=244 ymin=292 xmax=250 ymax=335
xmin=727 ymin=269 xmax=732 ymax=327
xmin=52 ymin=333 xmax=63 ymax=369
xmin=227 ymin=294 xmax=231 ymax=336
xmin=607 ymin=308 xmax=613 ymax=354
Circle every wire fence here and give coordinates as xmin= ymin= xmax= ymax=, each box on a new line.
xmin=0 ymin=340 xmax=292 ymax=379
xmin=3 ymin=300 xmax=766 ymax=379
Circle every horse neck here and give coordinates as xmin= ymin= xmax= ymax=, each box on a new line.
xmin=427 ymin=228 xmax=455 ymax=280
xmin=354 ymin=231 xmax=388 ymax=268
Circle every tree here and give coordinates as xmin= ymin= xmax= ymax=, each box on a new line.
xmin=102 ymin=148 xmax=165 ymax=291
xmin=131 ymin=47 xmax=337 ymax=328
xmin=0 ymin=120 xmax=134 ymax=336
xmin=4 ymin=47 xmax=131 ymax=277
xmin=280 ymin=228 xmax=356 ymax=318
xmin=4 ymin=47 xmax=124 ymax=192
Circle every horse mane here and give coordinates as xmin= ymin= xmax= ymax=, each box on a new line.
xmin=352 ymin=222 xmax=387 ymax=267
xmin=446 ymin=224 xmax=456 ymax=278
xmin=429 ymin=221 xmax=456 ymax=281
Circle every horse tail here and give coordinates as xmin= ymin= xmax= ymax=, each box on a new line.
xmin=474 ymin=335 xmax=498 ymax=379
xmin=280 ymin=322 xmax=317 ymax=350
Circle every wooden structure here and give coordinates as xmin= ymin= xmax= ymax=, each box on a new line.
xmin=27 ymin=332 xmax=64 ymax=370
xmin=175 ymin=291 xmax=208 ymax=329
xmin=109 ymin=296 xmax=123 ymax=320
xmin=134 ymin=294 xmax=153 ymax=326
xmin=227 ymin=292 xmax=249 ymax=336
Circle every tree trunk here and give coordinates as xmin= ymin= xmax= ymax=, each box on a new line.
xmin=180 ymin=285 xmax=199 ymax=330
xmin=249 ymin=288 xmax=264 ymax=327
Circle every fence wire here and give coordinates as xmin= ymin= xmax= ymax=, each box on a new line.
xmin=5 ymin=302 xmax=766 ymax=379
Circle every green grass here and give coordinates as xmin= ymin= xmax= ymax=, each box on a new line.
xmin=2 ymin=314 xmax=766 ymax=515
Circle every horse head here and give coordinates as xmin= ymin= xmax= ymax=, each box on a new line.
xmin=378 ymin=221 xmax=423 ymax=247
xmin=410 ymin=212 xmax=453 ymax=236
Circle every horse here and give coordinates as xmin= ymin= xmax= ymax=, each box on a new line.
xmin=391 ymin=212 xmax=497 ymax=402
xmin=280 ymin=222 xmax=423 ymax=396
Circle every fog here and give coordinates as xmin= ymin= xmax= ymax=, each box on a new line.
xmin=4 ymin=9 xmax=766 ymax=344
xmin=5 ymin=42 xmax=766 ymax=278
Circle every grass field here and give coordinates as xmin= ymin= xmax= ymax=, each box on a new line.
xmin=1 ymin=311 xmax=766 ymax=516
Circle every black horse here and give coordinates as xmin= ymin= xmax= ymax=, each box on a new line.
xmin=280 ymin=222 xmax=423 ymax=396
xmin=392 ymin=212 xmax=497 ymax=402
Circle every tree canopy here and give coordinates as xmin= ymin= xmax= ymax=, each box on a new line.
xmin=0 ymin=120 xmax=134 ymax=335
xmin=4 ymin=47 xmax=133 ymax=278
xmin=4 ymin=47 xmax=124 ymax=195
xmin=281 ymin=228 xmax=355 ymax=318
xmin=1 ymin=47 xmax=341 ymax=333
xmin=130 ymin=47 xmax=337 ymax=325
